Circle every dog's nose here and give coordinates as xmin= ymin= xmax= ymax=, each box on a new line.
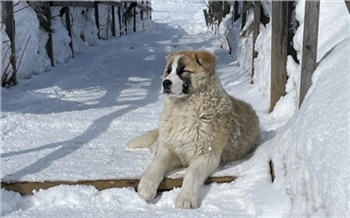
xmin=163 ymin=79 xmax=172 ymax=89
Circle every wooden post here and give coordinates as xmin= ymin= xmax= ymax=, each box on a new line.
xmin=287 ymin=1 xmax=299 ymax=64
xmin=94 ymin=2 xmax=100 ymax=39
xmin=241 ymin=1 xmax=248 ymax=30
xmin=45 ymin=1 xmax=54 ymax=66
xmin=124 ymin=2 xmax=128 ymax=35
xmin=118 ymin=6 xmax=122 ymax=36
xmin=270 ymin=1 xmax=288 ymax=112
xmin=251 ymin=1 xmax=261 ymax=84
xmin=111 ymin=6 xmax=116 ymax=37
xmin=64 ymin=6 xmax=74 ymax=58
xmin=4 ymin=1 xmax=17 ymax=85
xmin=345 ymin=0 xmax=350 ymax=14
xmin=233 ymin=1 xmax=239 ymax=22
xmin=133 ymin=4 xmax=136 ymax=32
xmin=299 ymin=0 xmax=320 ymax=107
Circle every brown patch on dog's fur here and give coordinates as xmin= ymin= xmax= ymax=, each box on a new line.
xmin=166 ymin=50 xmax=217 ymax=75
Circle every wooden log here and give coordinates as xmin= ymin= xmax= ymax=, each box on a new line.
xmin=270 ymin=1 xmax=288 ymax=112
xmin=299 ymin=0 xmax=320 ymax=107
xmin=4 ymin=1 xmax=17 ymax=86
xmin=251 ymin=1 xmax=261 ymax=84
xmin=1 ymin=176 xmax=236 ymax=195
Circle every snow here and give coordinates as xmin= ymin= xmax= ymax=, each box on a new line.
xmin=1 ymin=0 xmax=349 ymax=217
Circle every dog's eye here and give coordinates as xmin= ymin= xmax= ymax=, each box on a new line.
xmin=165 ymin=69 xmax=171 ymax=76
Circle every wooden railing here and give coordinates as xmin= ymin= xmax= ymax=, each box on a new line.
xmin=209 ymin=0 xmax=349 ymax=110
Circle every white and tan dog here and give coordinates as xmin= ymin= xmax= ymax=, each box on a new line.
xmin=127 ymin=50 xmax=261 ymax=209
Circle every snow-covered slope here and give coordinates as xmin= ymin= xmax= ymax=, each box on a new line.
xmin=1 ymin=1 xmax=349 ymax=217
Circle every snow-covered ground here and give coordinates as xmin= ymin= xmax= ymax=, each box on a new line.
xmin=1 ymin=1 xmax=349 ymax=217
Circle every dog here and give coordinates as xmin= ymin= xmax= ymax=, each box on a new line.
xmin=127 ymin=50 xmax=261 ymax=209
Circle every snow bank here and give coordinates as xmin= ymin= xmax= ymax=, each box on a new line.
xmin=1 ymin=27 xmax=14 ymax=83
xmin=1 ymin=2 xmax=153 ymax=81
xmin=13 ymin=1 xmax=51 ymax=79
xmin=267 ymin=39 xmax=349 ymax=216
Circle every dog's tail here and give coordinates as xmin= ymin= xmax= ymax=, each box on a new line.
xmin=127 ymin=129 xmax=159 ymax=150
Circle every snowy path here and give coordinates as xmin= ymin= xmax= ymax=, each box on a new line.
xmin=2 ymin=1 xmax=349 ymax=217
xmin=2 ymin=2 xmax=269 ymax=183
xmin=1 ymin=2 xmax=286 ymax=217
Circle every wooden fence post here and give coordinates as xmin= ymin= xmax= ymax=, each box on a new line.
xmin=299 ymin=0 xmax=320 ymax=107
xmin=94 ymin=2 xmax=100 ymax=39
xmin=287 ymin=1 xmax=299 ymax=64
xmin=345 ymin=0 xmax=350 ymax=14
xmin=133 ymin=4 xmax=136 ymax=32
xmin=118 ymin=6 xmax=122 ymax=36
xmin=241 ymin=1 xmax=248 ymax=30
xmin=64 ymin=6 xmax=74 ymax=58
xmin=111 ymin=6 xmax=116 ymax=36
xmin=4 ymin=1 xmax=17 ymax=86
xmin=251 ymin=1 xmax=261 ymax=84
xmin=45 ymin=1 xmax=54 ymax=66
xmin=233 ymin=1 xmax=239 ymax=22
xmin=124 ymin=2 xmax=128 ymax=35
xmin=270 ymin=1 xmax=288 ymax=112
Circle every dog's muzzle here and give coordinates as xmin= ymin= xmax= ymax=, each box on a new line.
xmin=163 ymin=79 xmax=172 ymax=94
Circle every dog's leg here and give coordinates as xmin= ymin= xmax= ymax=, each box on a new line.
xmin=127 ymin=129 xmax=158 ymax=149
xmin=176 ymin=154 xmax=220 ymax=209
xmin=138 ymin=147 xmax=179 ymax=200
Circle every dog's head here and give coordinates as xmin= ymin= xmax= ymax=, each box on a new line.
xmin=162 ymin=50 xmax=217 ymax=98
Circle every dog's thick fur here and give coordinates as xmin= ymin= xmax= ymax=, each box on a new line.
xmin=127 ymin=50 xmax=261 ymax=209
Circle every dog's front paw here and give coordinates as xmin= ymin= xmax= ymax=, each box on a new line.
xmin=137 ymin=176 xmax=158 ymax=200
xmin=176 ymin=190 xmax=199 ymax=209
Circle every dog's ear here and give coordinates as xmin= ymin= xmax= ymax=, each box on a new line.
xmin=195 ymin=50 xmax=217 ymax=69
xmin=166 ymin=51 xmax=179 ymax=62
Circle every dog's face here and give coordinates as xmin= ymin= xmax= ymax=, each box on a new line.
xmin=162 ymin=50 xmax=217 ymax=98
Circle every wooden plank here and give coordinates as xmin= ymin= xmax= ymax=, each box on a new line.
xmin=251 ymin=1 xmax=261 ymax=84
xmin=299 ymin=0 xmax=320 ymax=107
xmin=136 ymin=3 xmax=151 ymax=11
xmin=4 ymin=1 xmax=17 ymax=86
xmin=270 ymin=1 xmax=288 ymax=112
xmin=45 ymin=1 xmax=54 ymax=66
xmin=100 ymin=1 xmax=122 ymax=7
xmin=51 ymin=1 xmax=94 ymax=8
xmin=1 ymin=176 xmax=236 ymax=195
